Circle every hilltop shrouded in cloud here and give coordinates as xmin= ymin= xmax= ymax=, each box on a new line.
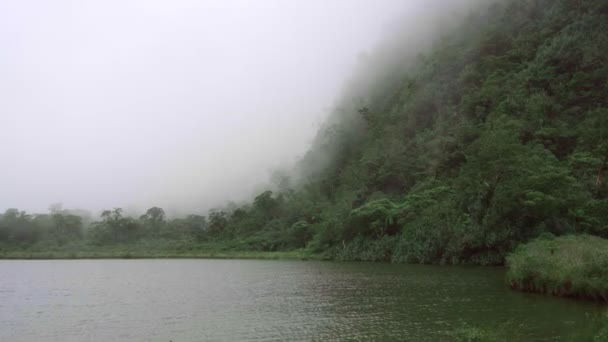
xmin=0 ymin=0 xmax=485 ymax=215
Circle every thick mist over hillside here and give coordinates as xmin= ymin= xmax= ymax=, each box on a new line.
xmin=1 ymin=0 xmax=487 ymax=216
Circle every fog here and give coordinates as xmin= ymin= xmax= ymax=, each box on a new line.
xmin=0 ymin=0 xmax=484 ymax=216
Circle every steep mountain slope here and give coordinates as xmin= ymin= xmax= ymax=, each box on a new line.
xmin=207 ymin=0 xmax=608 ymax=264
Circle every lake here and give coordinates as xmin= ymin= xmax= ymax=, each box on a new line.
xmin=0 ymin=259 xmax=603 ymax=341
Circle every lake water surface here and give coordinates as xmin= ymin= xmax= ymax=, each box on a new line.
xmin=0 ymin=259 xmax=603 ymax=341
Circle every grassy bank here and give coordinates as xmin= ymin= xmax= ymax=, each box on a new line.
xmin=0 ymin=243 xmax=323 ymax=261
xmin=506 ymin=234 xmax=608 ymax=301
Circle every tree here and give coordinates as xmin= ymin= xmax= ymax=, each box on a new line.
xmin=140 ymin=207 xmax=166 ymax=237
xmin=90 ymin=208 xmax=141 ymax=244
xmin=208 ymin=211 xmax=228 ymax=234
xmin=51 ymin=213 xmax=83 ymax=244
xmin=0 ymin=209 xmax=38 ymax=243
xmin=253 ymin=191 xmax=278 ymax=218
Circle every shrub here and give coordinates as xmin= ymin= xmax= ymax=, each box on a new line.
xmin=506 ymin=234 xmax=608 ymax=300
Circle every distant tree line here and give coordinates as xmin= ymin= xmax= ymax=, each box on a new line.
xmin=0 ymin=206 xmax=209 ymax=247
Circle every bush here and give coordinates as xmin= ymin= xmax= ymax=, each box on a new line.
xmin=506 ymin=234 xmax=608 ymax=300
xmin=335 ymin=235 xmax=398 ymax=262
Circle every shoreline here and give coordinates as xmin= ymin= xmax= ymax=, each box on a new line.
xmin=0 ymin=249 xmax=326 ymax=261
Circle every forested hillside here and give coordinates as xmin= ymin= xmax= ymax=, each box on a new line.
xmin=2 ymin=0 xmax=607 ymax=264
xmin=209 ymin=0 xmax=608 ymax=264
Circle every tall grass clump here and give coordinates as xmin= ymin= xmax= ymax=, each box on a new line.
xmin=506 ymin=234 xmax=608 ymax=301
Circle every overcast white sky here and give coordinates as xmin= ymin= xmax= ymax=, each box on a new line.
xmin=0 ymin=1 xmax=455 ymax=215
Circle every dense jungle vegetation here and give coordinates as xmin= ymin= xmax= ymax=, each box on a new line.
xmin=2 ymin=0 xmax=608 ymax=268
